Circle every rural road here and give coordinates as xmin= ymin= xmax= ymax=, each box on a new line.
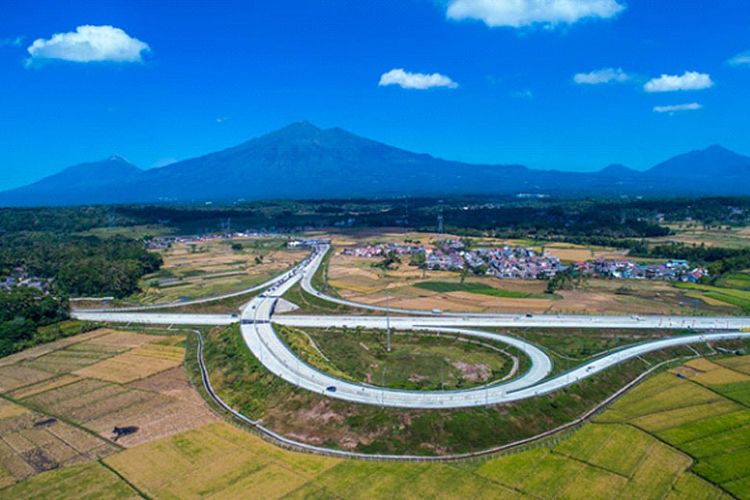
xmin=74 ymin=244 xmax=750 ymax=409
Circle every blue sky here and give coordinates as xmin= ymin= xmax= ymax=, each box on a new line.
xmin=1 ymin=0 xmax=750 ymax=190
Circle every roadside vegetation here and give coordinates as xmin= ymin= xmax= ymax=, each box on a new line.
xmin=676 ymin=278 xmax=750 ymax=313
xmin=491 ymin=327 xmax=695 ymax=374
xmin=195 ymin=323 xmax=723 ymax=456
xmin=413 ymin=281 xmax=551 ymax=299
xmin=275 ymin=325 xmax=516 ymax=390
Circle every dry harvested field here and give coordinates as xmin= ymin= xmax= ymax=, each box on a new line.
xmin=0 ymin=398 xmax=118 ymax=488
xmin=124 ymin=237 xmax=308 ymax=305
xmin=0 ymin=328 xmax=217 ymax=489
xmin=74 ymin=343 xmax=184 ymax=384
xmin=541 ymin=241 xmax=628 ymax=262
xmin=652 ymin=223 xmax=750 ymax=249
xmin=326 ymin=250 xmax=731 ymax=315
xmin=5 ymin=354 xmax=748 ymax=498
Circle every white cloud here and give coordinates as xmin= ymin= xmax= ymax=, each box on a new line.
xmin=446 ymin=0 xmax=625 ymax=28
xmin=0 ymin=36 xmax=23 ymax=47
xmin=653 ymin=102 xmax=702 ymax=114
xmin=378 ymin=68 xmax=458 ymax=90
xmin=511 ymin=89 xmax=534 ymax=99
xmin=644 ymin=71 xmax=713 ymax=93
xmin=728 ymin=52 xmax=750 ymax=67
xmin=26 ymin=25 xmax=149 ymax=65
xmin=573 ymin=67 xmax=629 ymax=84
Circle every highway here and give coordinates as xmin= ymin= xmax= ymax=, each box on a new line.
xmin=74 ymin=243 xmax=750 ymax=409
xmin=300 ymin=245 xmax=750 ymax=329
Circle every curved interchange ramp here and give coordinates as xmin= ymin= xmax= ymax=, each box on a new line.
xmin=240 ymin=245 xmax=750 ymax=408
xmin=75 ymin=244 xmax=750 ymax=409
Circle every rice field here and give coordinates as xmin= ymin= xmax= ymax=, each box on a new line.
xmin=0 ymin=399 xmax=118 ymax=488
xmin=103 ymin=422 xmax=339 ymax=499
xmin=325 ymin=244 xmax=727 ymax=316
xmin=127 ymin=237 xmax=307 ymax=305
xmin=0 ymin=327 xmax=217 ymax=490
xmin=599 ymin=356 xmax=750 ymax=497
xmin=679 ymin=358 xmax=750 ymax=386
xmin=73 ymin=344 xmax=184 ymax=384
xmin=0 ymin=462 xmax=139 ymax=499
xmin=2 ymin=329 xmax=747 ymax=498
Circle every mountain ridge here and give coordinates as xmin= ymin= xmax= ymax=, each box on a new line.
xmin=2 ymin=122 xmax=749 ymax=207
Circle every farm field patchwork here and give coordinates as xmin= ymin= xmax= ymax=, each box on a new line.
xmin=599 ymin=358 xmax=750 ymax=498
xmin=3 ymin=340 xmax=748 ymax=498
xmin=73 ymin=343 xmax=184 ymax=384
xmin=0 ymin=398 xmax=118 ymax=488
xmin=0 ymin=461 xmax=139 ymax=499
xmin=653 ymin=224 xmax=750 ymax=249
xmin=125 ymin=237 xmax=307 ymax=306
xmin=325 ymin=247 xmax=735 ymax=316
xmin=0 ymin=327 xmax=217 ymax=490
xmin=675 ymin=282 xmax=750 ymax=312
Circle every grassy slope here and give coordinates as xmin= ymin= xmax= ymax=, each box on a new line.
xmin=275 ymin=325 xmax=514 ymax=391
xmin=195 ymin=323 xmax=713 ymax=455
xmin=413 ymin=281 xmax=551 ymax=299
xmin=491 ymin=327 xmax=693 ymax=374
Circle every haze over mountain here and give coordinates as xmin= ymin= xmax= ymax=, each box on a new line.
xmin=2 ymin=122 xmax=749 ymax=207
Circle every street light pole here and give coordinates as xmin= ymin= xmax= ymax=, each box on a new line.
xmin=381 ymin=366 xmax=387 ymax=406
xmin=386 ymin=290 xmax=391 ymax=353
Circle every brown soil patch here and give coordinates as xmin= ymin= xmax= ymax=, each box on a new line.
xmin=452 ymin=361 xmax=492 ymax=382
xmin=88 ymin=367 xmax=217 ymax=447
xmin=73 ymin=344 xmax=184 ymax=384
xmin=0 ymin=399 xmax=117 ymax=488
xmin=0 ymin=365 xmax=55 ymax=393
xmin=0 ymin=330 xmax=109 ymax=369
xmin=8 ymin=375 xmax=82 ymax=400
xmin=83 ymin=330 xmax=162 ymax=349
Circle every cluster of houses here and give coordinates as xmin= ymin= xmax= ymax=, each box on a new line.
xmin=424 ymin=244 xmax=562 ymax=280
xmin=473 ymin=247 xmax=561 ymax=280
xmin=0 ymin=267 xmax=51 ymax=292
xmin=342 ymin=240 xmax=708 ymax=283
xmin=147 ymin=232 xmax=316 ymax=251
xmin=341 ymin=242 xmax=426 ymax=258
xmin=572 ymin=259 xmax=707 ymax=283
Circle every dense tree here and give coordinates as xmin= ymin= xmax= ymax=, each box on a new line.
xmin=0 ymin=287 xmax=68 ymax=356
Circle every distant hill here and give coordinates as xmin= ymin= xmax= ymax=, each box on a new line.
xmin=646 ymin=145 xmax=750 ymax=178
xmin=597 ymin=164 xmax=639 ymax=178
xmin=1 ymin=122 xmax=750 ymax=207
xmin=0 ymin=156 xmax=143 ymax=206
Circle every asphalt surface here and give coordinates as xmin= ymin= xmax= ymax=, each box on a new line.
xmin=74 ymin=243 xmax=750 ymax=409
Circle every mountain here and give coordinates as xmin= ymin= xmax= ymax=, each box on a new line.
xmin=1 ymin=123 xmax=750 ymax=207
xmin=0 ymin=156 xmax=142 ymax=206
xmin=131 ymin=121 xmax=534 ymax=201
xmin=646 ymin=145 xmax=750 ymax=178
xmin=597 ymin=164 xmax=639 ymax=178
